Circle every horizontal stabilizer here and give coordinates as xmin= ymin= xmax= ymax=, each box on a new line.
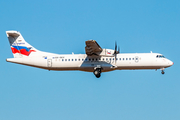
xmin=6 ymin=31 xmax=20 ymax=37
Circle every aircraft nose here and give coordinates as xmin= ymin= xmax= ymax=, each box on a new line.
xmin=169 ymin=60 xmax=174 ymax=66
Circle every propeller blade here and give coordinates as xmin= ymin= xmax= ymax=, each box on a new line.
xmin=118 ymin=46 xmax=120 ymax=54
xmin=114 ymin=42 xmax=120 ymax=54
xmin=113 ymin=42 xmax=120 ymax=63
xmin=114 ymin=42 xmax=117 ymax=54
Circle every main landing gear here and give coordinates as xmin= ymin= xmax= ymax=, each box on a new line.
xmin=93 ymin=68 xmax=102 ymax=78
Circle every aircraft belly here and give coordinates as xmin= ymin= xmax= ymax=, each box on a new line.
xmin=117 ymin=66 xmax=161 ymax=70
xmin=80 ymin=62 xmax=114 ymax=72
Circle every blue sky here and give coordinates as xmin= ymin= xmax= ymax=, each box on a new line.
xmin=0 ymin=0 xmax=180 ymax=120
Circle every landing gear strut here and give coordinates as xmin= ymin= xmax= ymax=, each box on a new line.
xmin=93 ymin=68 xmax=102 ymax=78
xmin=161 ymin=68 xmax=165 ymax=75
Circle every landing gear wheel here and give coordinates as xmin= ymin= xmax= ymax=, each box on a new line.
xmin=93 ymin=68 xmax=101 ymax=78
xmin=161 ymin=70 xmax=165 ymax=74
xmin=95 ymin=73 xmax=101 ymax=78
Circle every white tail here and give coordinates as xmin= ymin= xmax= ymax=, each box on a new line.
xmin=6 ymin=31 xmax=38 ymax=58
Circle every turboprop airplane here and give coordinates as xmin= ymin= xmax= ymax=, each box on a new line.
xmin=6 ymin=30 xmax=173 ymax=78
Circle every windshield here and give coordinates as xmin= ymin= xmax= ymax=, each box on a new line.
xmin=156 ymin=55 xmax=165 ymax=58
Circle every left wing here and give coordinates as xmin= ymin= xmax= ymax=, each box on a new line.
xmin=85 ymin=40 xmax=103 ymax=56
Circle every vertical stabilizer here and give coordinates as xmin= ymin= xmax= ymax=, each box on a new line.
xmin=6 ymin=31 xmax=37 ymax=58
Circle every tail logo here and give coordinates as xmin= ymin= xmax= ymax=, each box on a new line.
xmin=11 ymin=45 xmax=36 ymax=56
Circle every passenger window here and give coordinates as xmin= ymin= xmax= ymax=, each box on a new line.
xmin=68 ymin=59 xmax=70 ymax=61
xmin=132 ymin=58 xmax=134 ymax=60
xmin=62 ymin=59 xmax=64 ymax=61
xmin=75 ymin=59 xmax=77 ymax=61
xmin=103 ymin=58 xmax=104 ymax=61
xmin=82 ymin=59 xmax=84 ymax=61
xmin=65 ymin=59 xmax=67 ymax=61
xmin=126 ymin=58 xmax=128 ymax=60
xmin=119 ymin=58 xmax=121 ymax=60
xmin=79 ymin=59 xmax=80 ymax=61
xmin=72 ymin=59 xmax=73 ymax=61
xmin=106 ymin=58 xmax=108 ymax=61
xmin=109 ymin=58 xmax=111 ymax=60
xmin=129 ymin=58 xmax=131 ymax=60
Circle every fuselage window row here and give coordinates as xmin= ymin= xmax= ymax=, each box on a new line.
xmin=58 ymin=57 xmax=137 ymax=62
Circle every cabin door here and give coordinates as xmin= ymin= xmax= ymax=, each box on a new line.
xmin=47 ymin=59 xmax=52 ymax=67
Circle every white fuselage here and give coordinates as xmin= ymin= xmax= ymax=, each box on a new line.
xmin=6 ymin=52 xmax=173 ymax=72
xmin=5 ymin=30 xmax=173 ymax=78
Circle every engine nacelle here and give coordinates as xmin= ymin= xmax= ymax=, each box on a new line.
xmin=99 ymin=49 xmax=115 ymax=57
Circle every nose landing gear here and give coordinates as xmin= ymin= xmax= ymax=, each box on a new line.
xmin=93 ymin=68 xmax=102 ymax=78
xmin=161 ymin=68 xmax=165 ymax=75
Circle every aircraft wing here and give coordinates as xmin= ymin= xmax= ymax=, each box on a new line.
xmin=85 ymin=40 xmax=103 ymax=56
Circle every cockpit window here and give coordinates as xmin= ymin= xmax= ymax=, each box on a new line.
xmin=156 ymin=55 xmax=165 ymax=58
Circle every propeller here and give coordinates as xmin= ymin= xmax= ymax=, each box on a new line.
xmin=113 ymin=42 xmax=120 ymax=63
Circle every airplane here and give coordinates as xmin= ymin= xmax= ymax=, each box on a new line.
xmin=6 ymin=30 xmax=174 ymax=78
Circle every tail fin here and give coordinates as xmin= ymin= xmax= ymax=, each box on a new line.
xmin=6 ymin=31 xmax=37 ymax=58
